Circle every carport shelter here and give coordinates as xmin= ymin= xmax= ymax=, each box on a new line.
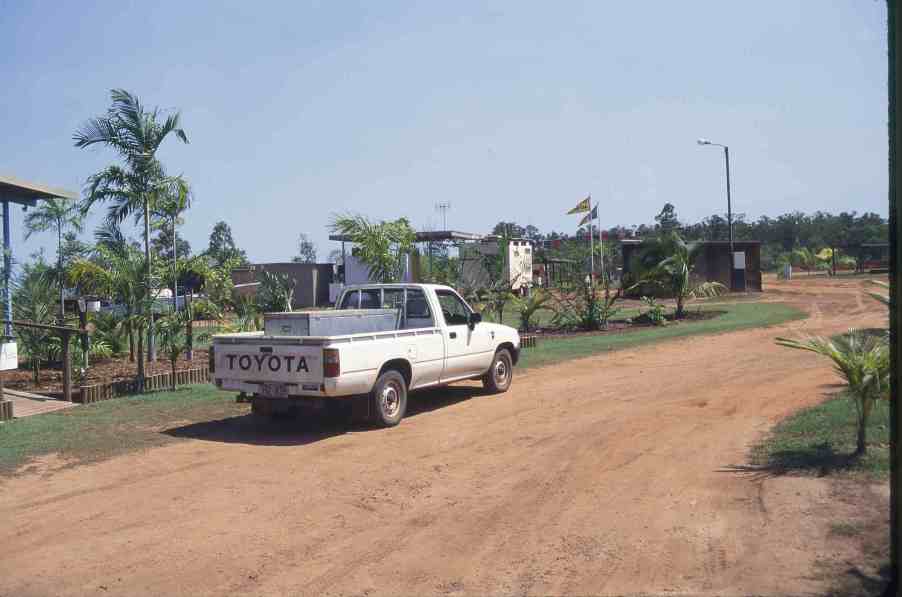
xmin=0 ymin=175 xmax=78 ymax=339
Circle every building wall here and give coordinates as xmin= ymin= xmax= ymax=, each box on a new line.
xmin=621 ymin=241 xmax=762 ymax=294
xmin=460 ymin=239 xmax=534 ymax=290
xmin=231 ymin=263 xmax=335 ymax=309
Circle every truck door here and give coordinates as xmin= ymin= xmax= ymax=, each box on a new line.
xmin=435 ymin=289 xmax=494 ymax=380
xmin=401 ymin=288 xmax=444 ymax=388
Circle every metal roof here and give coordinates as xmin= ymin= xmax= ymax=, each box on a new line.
xmin=0 ymin=174 xmax=77 ymax=205
xmin=329 ymin=230 xmax=485 ymax=243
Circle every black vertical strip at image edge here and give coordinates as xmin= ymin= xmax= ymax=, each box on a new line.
xmin=888 ymin=2 xmax=900 ymax=596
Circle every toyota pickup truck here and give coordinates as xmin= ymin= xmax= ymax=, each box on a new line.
xmin=210 ymin=283 xmax=520 ymax=427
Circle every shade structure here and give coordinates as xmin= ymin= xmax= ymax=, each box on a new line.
xmin=0 ymin=174 xmax=77 ymax=338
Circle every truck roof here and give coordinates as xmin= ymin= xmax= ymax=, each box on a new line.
xmin=340 ymin=283 xmax=455 ymax=292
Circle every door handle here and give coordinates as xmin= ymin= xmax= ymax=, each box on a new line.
xmin=449 ymin=332 xmax=457 ymax=339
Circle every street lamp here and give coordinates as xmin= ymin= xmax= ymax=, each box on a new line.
xmin=696 ymin=138 xmax=733 ymax=254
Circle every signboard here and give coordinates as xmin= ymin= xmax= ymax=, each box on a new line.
xmin=0 ymin=342 xmax=18 ymax=371
xmin=733 ymin=251 xmax=747 ymax=270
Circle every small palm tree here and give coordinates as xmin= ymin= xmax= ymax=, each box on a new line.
xmin=512 ymin=289 xmax=551 ymax=332
xmin=156 ymin=312 xmax=188 ymax=391
xmin=642 ymin=233 xmax=726 ymax=318
xmin=69 ymin=240 xmax=152 ymax=390
xmin=866 ymin=279 xmax=890 ymax=307
xmin=23 ymin=197 xmax=84 ymax=320
xmin=330 ymin=214 xmax=416 ymax=282
xmin=776 ymin=329 xmax=890 ymax=456
xmin=11 ymin=271 xmax=56 ymax=384
xmin=791 ymin=247 xmax=817 ymax=276
xmin=75 ymin=89 xmax=189 ymax=362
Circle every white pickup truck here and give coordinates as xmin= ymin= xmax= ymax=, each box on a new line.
xmin=210 ymin=283 xmax=521 ymax=426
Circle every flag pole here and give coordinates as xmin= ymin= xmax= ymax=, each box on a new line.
xmin=588 ymin=194 xmax=595 ymax=284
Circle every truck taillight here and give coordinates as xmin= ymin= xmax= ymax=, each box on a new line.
xmin=323 ymin=348 xmax=340 ymax=378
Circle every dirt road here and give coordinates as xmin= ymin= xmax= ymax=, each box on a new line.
xmin=0 ymin=277 xmax=888 ymax=596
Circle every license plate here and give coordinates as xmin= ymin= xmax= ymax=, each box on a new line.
xmin=260 ymin=382 xmax=288 ymax=398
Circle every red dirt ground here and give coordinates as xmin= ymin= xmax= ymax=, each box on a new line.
xmin=0 ymin=276 xmax=889 ymax=596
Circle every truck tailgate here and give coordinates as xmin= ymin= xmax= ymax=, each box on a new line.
xmin=214 ymin=344 xmax=324 ymax=384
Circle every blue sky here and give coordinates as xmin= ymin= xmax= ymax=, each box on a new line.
xmin=2 ymin=1 xmax=887 ymax=263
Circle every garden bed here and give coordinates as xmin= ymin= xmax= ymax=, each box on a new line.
xmin=0 ymin=349 xmax=211 ymax=395
xmin=521 ymin=309 xmax=726 ymax=340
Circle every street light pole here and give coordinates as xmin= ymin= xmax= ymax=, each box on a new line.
xmin=724 ymin=145 xmax=733 ymax=255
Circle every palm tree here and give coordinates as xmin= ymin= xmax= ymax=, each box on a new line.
xmin=776 ymin=330 xmax=890 ymax=456
xmin=23 ymin=197 xmax=84 ymax=320
xmin=330 ymin=214 xmax=416 ymax=282
xmin=640 ymin=232 xmax=726 ymax=318
xmin=866 ymin=279 xmax=890 ymax=307
xmin=151 ymin=176 xmax=191 ymax=311
xmin=74 ymin=88 xmax=189 ymax=362
xmin=69 ymin=240 xmax=152 ymax=390
xmin=790 ymin=247 xmax=817 ymax=276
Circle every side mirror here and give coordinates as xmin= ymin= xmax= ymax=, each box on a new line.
xmin=468 ymin=312 xmax=482 ymax=329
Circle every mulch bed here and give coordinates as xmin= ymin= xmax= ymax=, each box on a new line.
xmin=522 ymin=310 xmax=725 ymax=340
xmin=1 ymin=349 xmax=210 ymax=395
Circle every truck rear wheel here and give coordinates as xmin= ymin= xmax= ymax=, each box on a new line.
xmin=371 ymin=370 xmax=407 ymax=427
xmin=482 ymin=349 xmax=513 ymax=394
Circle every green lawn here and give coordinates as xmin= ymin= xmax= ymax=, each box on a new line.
xmin=751 ymin=395 xmax=889 ymax=479
xmin=517 ymin=302 xmax=806 ymax=370
xmin=0 ymin=386 xmax=246 ymax=476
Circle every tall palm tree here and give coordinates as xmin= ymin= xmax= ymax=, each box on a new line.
xmin=151 ymin=176 xmax=191 ymax=311
xmin=23 ymin=197 xmax=84 ymax=321
xmin=776 ymin=330 xmax=890 ymax=456
xmin=74 ymin=88 xmax=189 ymax=361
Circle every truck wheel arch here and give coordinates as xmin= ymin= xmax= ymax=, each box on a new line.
xmin=378 ymin=359 xmax=412 ymax=389
xmin=497 ymin=342 xmax=519 ymax=365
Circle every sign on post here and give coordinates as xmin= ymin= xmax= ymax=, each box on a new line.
xmin=0 ymin=341 xmax=18 ymax=371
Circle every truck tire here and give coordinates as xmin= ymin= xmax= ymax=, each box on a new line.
xmin=370 ymin=370 xmax=407 ymax=427
xmin=482 ymin=348 xmax=513 ymax=394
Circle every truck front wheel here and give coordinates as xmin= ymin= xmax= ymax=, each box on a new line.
xmin=482 ymin=349 xmax=513 ymax=394
xmin=371 ymin=370 xmax=408 ymax=427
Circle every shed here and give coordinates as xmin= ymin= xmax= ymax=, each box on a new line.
xmin=621 ymin=239 xmax=763 ymax=293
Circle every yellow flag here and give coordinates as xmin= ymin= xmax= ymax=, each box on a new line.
xmin=567 ymin=196 xmax=591 ymax=214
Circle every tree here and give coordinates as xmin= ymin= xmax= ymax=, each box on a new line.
xmin=69 ymin=236 xmax=152 ymax=388
xmin=206 ymin=221 xmax=248 ymax=266
xmin=330 ymin=215 xmax=416 ymax=282
xmin=75 ymin=88 xmax=189 ymax=362
xmin=23 ymin=197 xmax=84 ymax=320
xmin=11 ymin=265 xmax=56 ymax=384
xmin=151 ymin=176 xmax=192 ymax=308
xmin=491 ymin=221 xmax=525 ymax=238
xmin=256 ymin=271 xmax=294 ymax=312
xmin=776 ymin=330 xmax=889 ymax=456
xmin=654 ymin=203 xmax=680 ymax=234
xmin=293 ymin=233 xmax=318 ymax=263
xmin=156 ymin=311 xmax=188 ymax=391
xmin=638 ymin=232 xmax=726 ymax=318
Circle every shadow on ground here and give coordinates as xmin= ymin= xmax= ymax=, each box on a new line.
xmin=719 ymin=443 xmax=865 ymax=480
xmin=163 ymin=385 xmax=485 ymax=446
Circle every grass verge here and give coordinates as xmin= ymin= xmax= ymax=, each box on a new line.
xmin=518 ymin=302 xmax=806 ymax=370
xmin=0 ymin=385 xmax=246 ymax=476
xmin=750 ymin=395 xmax=889 ymax=479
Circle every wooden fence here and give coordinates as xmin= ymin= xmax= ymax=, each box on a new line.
xmin=77 ymin=366 xmax=210 ymax=404
xmin=190 ymin=319 xmax=227 ymax=329
xmin=521 ymin=335 xmax=538 ymax=349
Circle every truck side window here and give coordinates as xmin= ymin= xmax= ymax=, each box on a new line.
xmin=435 ymin=290 xmax=471 ymax=326
xmin=339 ymin=290 xmax=359 ymax=309
xmin=403 ymin=289 xmax=434 ymax=329
xmin=360 ymin=289 xmax=381 ymax=309
xmin=383 ymin=289 xmax=404 ymax=310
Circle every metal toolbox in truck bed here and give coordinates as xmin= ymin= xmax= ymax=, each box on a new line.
xmin=263 ymin=309 xmax=400 ymax=337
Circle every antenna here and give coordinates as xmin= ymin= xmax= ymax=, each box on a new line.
xmin=435 ymin=202 xmax=451 ymax=231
